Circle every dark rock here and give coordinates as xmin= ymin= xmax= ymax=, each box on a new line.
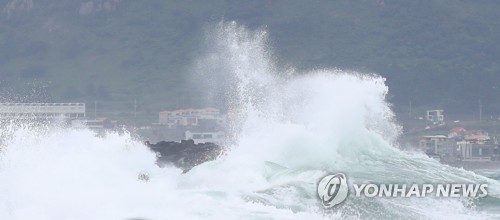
xmin=145 ymin=140 xmax=225 ymax=173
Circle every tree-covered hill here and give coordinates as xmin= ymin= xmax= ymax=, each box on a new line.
xmin=0 ymin=0 xmax=499 ymax=120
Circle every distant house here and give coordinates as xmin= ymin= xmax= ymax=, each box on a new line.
xmin=426 ymin=109 xmax=444 ymax=124
xmin=463 ymin=130 xmax=490 ymax=144
xmin=458 ymin=141 xmax=499 ymax=162
xmin=158 ymin=108 xmax=224 ymax=128
xmin=419 ymin=135 xmax=448 ymax=155
xmin=71 ymin=117 xmax=117 ymax=130
xmin=0 ymin=103 xmax=86 ymax=120
xmin=185 ymin=131 xmax=225 ymax=144
xmin=448 ymin=127 xmax=467 ymax=139
xmin=453 ymin=129 xmax=499 ymax=161
xmin=423 ymin=127 xmax=500 ymax=162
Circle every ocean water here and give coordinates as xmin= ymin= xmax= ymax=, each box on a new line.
xmin=0 ymin=22 xmax=499 ymax=220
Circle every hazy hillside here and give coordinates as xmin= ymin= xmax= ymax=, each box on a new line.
xmin=0 ymin=0 xmax=499 ymax=121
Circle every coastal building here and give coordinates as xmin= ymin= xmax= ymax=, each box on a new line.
xmin=420 ymin=127 xmax=500 ymax=162
xmin=464 ymin=130 xmax=490 ymax=144
xmin=158 ymin=108 xmax=224 ymax=128
xmin=426 ymin=109 xmax=444 ymax=124
xmin=448 ymin=127 xmax=467 ymax=139
xmin=458 ymin=141 xmax=499 ymax=162
xmin=71 ymin=117 xmax=117 ymax=130
xmin=419 ymin=135 xmax=447 ymax=155
xmin=0 ymin=103 xmax=85 ymax=120
xmin=151 ymin=108 xmax=226 ymax=142
xmin=185 ymin=131 xmax=225 ymax=144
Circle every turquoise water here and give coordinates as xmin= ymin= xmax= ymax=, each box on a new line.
xmin=476 ymin=170 xmax=500 ymax=181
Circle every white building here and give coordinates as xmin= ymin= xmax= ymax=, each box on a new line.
xmin=419 ymin=135 xmax=447 ymax=154
xmin=426 ymin=109 xmax=444 ymax=124
xmin=71 ymin=117 xmax=118 ymax=131
xmin=185 ymin=131 xmax=225 ymax=144
xmin=159 ymin=108 xmax=224 ymax=127
xmin=458 ymin=141 xmax=495 ymax=162
xmin=0 ymin=103 xmax=85 ymax=120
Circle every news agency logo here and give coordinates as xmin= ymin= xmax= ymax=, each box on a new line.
xmin=317 ymin=173 xmax=488 ymax=209
xmin=317 ymin=173 xmax=349 ymax=208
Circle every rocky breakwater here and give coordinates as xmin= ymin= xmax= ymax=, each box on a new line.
xmin=145 ymin=139 xmax=225 ymax=173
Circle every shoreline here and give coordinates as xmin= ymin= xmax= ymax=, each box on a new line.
xmin=444 ymin=161 xmax=500 ymax=170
